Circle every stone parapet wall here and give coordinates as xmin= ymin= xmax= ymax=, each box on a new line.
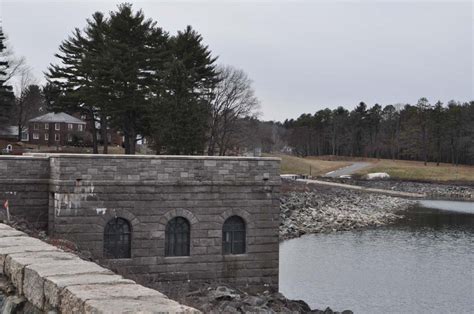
xmin=0 ymin=156 xmax=50 ymax=228
xmin=45 ymin=154 xmax=280 ymax=290
xmin=1 ymin=153 xmax=281 ymax=291
xmin=0 ymin=223 xmax=197 ymax=313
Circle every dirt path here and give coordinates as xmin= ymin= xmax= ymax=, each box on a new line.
xmin=323 ymin=162 xmax=372 ymax=178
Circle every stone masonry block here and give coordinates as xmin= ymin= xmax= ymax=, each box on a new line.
xmin=24 ymin=259 xmax=114 ymax=310
xmin=5 ymin=251 xmax=79 ymax=295
xmin=60 ymin=283 xmax=168 ymax=313
xmin=44 ymin=273 xmax=134 ymax=310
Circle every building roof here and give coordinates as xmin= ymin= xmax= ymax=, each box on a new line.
xmin=29 ymin=112 xmax=86 ymax=124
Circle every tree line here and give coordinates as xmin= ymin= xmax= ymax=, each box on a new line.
xmin=283 ymin=99 xmax=474 ymax=165
xmin=42 ymin=3 xmax=258 ymax=155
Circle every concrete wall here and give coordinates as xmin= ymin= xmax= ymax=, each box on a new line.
xmin=0 ymin=223 xmax=196 ymax=313
xmin=1 ymin=153 xmax=281 ymax=292
xmin=48 ymin=154 xmax=280 ymax=291
xmin=0 ymin=156 xmax=50 ymax=228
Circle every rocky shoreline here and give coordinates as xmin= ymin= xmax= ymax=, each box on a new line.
xmin=280 ymin=180 xmax=414 ymax=240
xmin=321 ymin=177 xmax=474 ymax=200
xmin=177 ymin=284 xmax=352 ymax=314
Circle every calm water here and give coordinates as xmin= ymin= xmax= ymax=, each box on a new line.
xmin=280 ymin=200 xmax=474 ymax=314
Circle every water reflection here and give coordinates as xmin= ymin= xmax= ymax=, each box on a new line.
xmin=280 ymin=201 xmax=474 ymax=314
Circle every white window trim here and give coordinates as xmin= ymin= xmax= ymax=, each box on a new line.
xmin=45 ymin=123 xmax=49 ymax=130
xmin=33 ymin=133 xmax=39 ymax=140
xmin=68 ymin=123 xmax=73 ymax=130
xmin=55 ymin=123 xmax=60 ymax=131
xmin=45 ymin=133 xmax=49 ymax=140
xmin=67 ymin=134 xmax=72 ymax=142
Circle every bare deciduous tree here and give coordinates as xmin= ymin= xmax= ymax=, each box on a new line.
xmin=208 ymin=65 xmax=260 ymax=156
xmin=12 ymin=67 xmax=44 ymax=140
xmin=0 ymin=34 xmax=28 ymax=85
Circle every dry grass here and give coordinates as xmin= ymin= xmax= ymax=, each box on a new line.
xmin=356 ymin=159 xmax=474 ymax=182
xmin=265 ymin=154 xmax=351 ymax=176
xmin=268 ymin=153 xmax=474 ymax=182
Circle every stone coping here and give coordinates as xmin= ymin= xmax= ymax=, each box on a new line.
xmin=0 ymin=155 xmax=49 ymax=160
xmin=0 ymin=223 xmax=198 ymax=313
xmin=24 ymin=153 xmax=281 ymax=161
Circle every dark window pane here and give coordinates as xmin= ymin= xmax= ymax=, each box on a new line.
xmin=104 ymin=218 xmax=131 ymax=259
xmin=223 ymin=216 xmax=246 ymax=255
xmin=165 ymin=217 xmax=190 ymax=257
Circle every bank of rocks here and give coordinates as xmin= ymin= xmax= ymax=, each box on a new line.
xmin=280 ymin=181 xmax=413 ymax=239
xmin=179 ymin=285 xmax=352 ymax=314
xmin=324 ymin=178 xmax=474 ymax=199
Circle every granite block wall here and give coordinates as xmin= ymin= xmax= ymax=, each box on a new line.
xmin=45 ymin=154 xmax=281 ymax=291
xmin=0 ymin=156 xmax=50 ymax=228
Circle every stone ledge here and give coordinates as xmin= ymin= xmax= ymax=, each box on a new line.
xmin=49 ymin=179 xmax=281 ymax=187
xmin=25 ymin=152 xmax=281 ymax=161
xmin=0 ymin=179 xmax=50 ymax=184
xmin=0 ymin=223 xmax=199 ymax=313
xmin=0 ymin=155 xmax=49 ymax=160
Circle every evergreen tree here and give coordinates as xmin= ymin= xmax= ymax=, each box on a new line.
xmin=156 ymin=26 xmax=219 ymax=154
xmin=0 ymin=27 xmax=14 ymax=129
xmin=105 ymin=4 xmax=168 ymax=154
xmin=46 ymin=13 xmax=107 ymax=153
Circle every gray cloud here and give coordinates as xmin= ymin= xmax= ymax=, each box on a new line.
xmin=2 ymin=0 xmax=472 ymax=121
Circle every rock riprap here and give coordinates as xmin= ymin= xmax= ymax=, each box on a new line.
xmin=280 ymin=182 xmax=413 ymax=239
xmin=180 ymin=284 xmax=353 ymax=314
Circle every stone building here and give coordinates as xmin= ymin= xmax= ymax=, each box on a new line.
xmin=0 ymin=153 xmax=281 ymax=292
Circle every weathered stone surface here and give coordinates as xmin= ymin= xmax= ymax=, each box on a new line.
xmin=0 ymin=236 xmax=44 ymax=248
xmin=0 ymin=156 xmax=50 ymax=228
xmin=60 ymin=283 xmax=169 ymax=313
xmin=0 ymin=229 xmax=27 ymax=238
xmin=0 ymin=243 xmax=58 ymax=273
xmin=24 ymin=259 xmax=114 ymax=309
xmin=44 ymin=273 xmax=134 ymax=309
xmin=0 ymin=223 xmax=198 ymax=312
xmin=5 ymin=251 xmax=79 ymax=295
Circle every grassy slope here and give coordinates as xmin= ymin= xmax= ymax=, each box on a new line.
xmin=356 ymin=159 xmax=474 ymax=182
xmin=266 ymin=154 xmax=351 ymax=176
xmin=268 ymin=154 xmax=474 ymax=182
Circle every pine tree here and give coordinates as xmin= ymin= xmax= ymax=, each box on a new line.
xmin=105 ymin=4 xmax=168 ymax=154
xmin=47 ymin=12 xmax=117 ymax=153
xmin=0 ymin=27 xmax=14 ymax=129
xmin=156 ymin=26 xmax=219 ymax=154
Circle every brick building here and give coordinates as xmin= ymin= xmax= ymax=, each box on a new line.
xmin=28 ymin=112 xmax=87 ymax=146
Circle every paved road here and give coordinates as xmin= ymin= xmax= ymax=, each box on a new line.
xmin=324 ymin=162 xmax=372 ymax=178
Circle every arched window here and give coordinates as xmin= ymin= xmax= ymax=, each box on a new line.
xmin=223 ymin=216 xmax=246 ymax=255
xmin=104 ymin=218 xmax=131 ymax=259
xmin=165 ymin=217 xmax=190 ymax=257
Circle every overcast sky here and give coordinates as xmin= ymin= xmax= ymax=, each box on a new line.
xmin=1 ymin=0 xmax=472 ymax=121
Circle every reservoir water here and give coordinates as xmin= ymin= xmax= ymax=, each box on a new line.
xmin=280 ymin=200 xmax=474 ymax=313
